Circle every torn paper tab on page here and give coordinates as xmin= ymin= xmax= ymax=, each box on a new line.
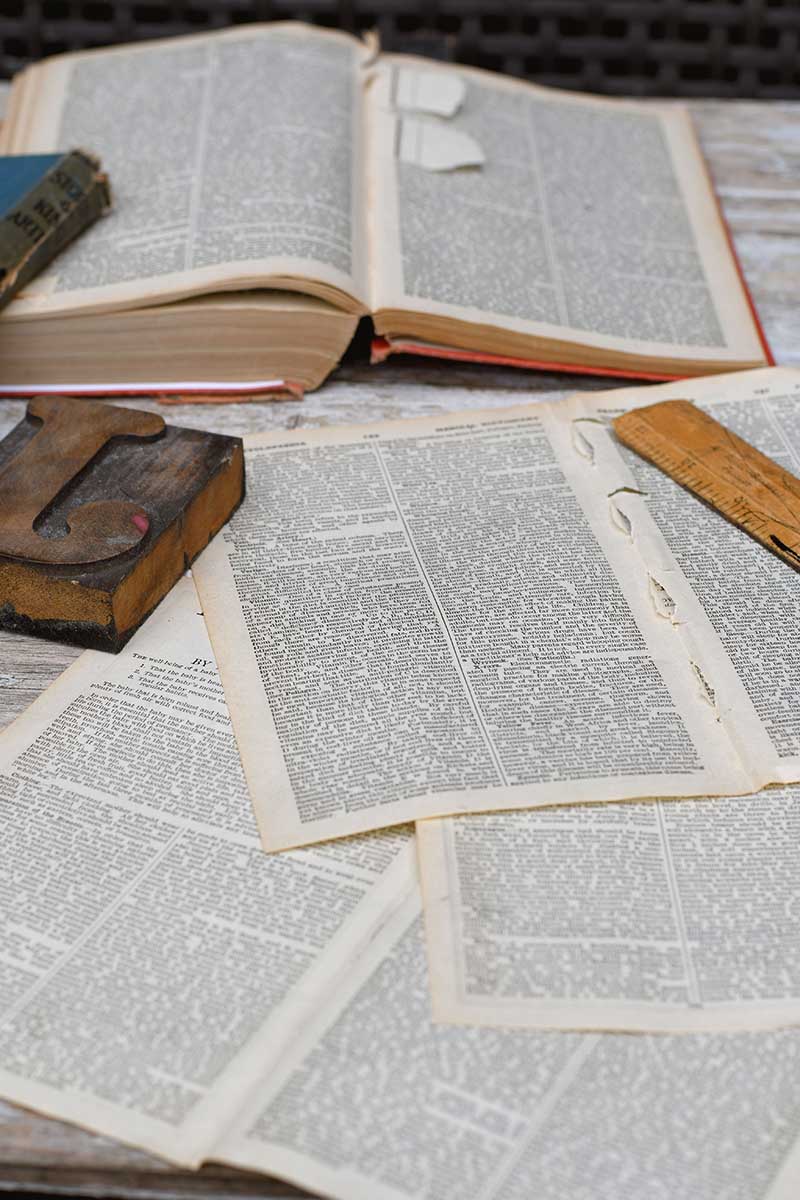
xmin=397 ymin=116 xmax=485 ymax=171
xmin=193 ymin=390 xmax=777 ymax=853
xmin=395 ymin=67 xmax=466 ymax=117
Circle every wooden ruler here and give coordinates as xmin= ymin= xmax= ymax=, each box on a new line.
xmin=613 ymin=399 xmax=800 ymax=572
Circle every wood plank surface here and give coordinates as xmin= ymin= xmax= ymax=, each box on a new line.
xmin=0 ymin=96 xmax=798 ymax=1197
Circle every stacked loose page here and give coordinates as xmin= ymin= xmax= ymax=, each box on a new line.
xmin=2 ymin=366 xmax=800 ymax=1199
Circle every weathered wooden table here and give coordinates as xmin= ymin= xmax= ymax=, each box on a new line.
xmin=0 ymin=98 xmax=798 ymax=1198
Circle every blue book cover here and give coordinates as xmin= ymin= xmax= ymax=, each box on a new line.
xmin=0 ymin=149 xmax=111 ymax=309
xmin=0 ymin=154 xmax=64 ymax=216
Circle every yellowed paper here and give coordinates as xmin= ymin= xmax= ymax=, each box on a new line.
xmin=397 ymin=116 xmax=485 ymax=171
xmin=0 ymin=575 xmax=415 ymax=1165
xmin=193 ymin=366 xmax=800 ymax=852
xmin=1 ymin=30 xmax=766 ymax=376
xmin=216 ymin=886 xmax=800 ymax=1200
xmin=4 ymin=523 xmax=800 ymax=1189
xmin=367 ymin=55 xmax=765 ymax=370
xmin=418 ymin=791 xmax=800 ymax=1035
xmin=2 ymin=24 xmax=370 ymax=319
xmin=395 ymin=66 xmax=466 ymax=117
xmin=418 ymin=365 xmax=800 ymax=1034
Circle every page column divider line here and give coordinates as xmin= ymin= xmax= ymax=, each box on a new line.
xmin=184 ymin=43 xmax=215 ymax=269
xmin=373 ymin=444 xmax=509 ymax=788
xmin=655 ymin=800 xmax=702 ymax=1007
xmin=0 ymin=824 xmax=187 ymax=1027
xmin=523 ymin=104 xmax=570 ymax=327
xmin=475 ymin=1037 xmax=600 ymax=1200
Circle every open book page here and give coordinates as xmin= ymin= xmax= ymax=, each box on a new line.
xmin=416 ymin=365 xmax=800 ymax=1033
xmin=366 ymin=56 xmax=764 ymax=368
xmin=192 ymin=390 xmax=778 ymax=852
xmin=1 ymin=23 xmax=369 ymax=318
xmin=0 ymin=575 xmax=414 ymax=1165
xmin=215 ymin=887 xmax=800 ymax=1200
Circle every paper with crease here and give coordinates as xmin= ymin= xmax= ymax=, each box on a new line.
xmin=395 ymin=67 xmax=466 ymax=117
xmin=418 ymin=365 xmax=800 ymax=1034
xmin=216 ymin=892 xmax=800 ymax=1200
xmin=0 ymin=574 xmax=415 ymax=1165
xmin=397 ymin=116 xmax=485 ymax=170
xmin=193 ymin=365 xmax=800 ymax=852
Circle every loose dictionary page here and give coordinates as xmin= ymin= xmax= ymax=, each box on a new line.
xmin=418 ymin=365 xmax=800 ymax=1034
xmin=0 ymin=575 xmax=414 ymax=1165
xmin=193 ymin=370 xmax=798 ymax=851
xmin=214 ymin=886 xmax=800 ymax=1200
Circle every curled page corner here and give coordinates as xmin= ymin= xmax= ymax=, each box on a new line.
xmin=395 ymin=66 xmax=466 ymax=117
xmin=397 ymin=116 xmax=485 ymax=172
xmin=361 ymin=29 xmax=380 ymax=67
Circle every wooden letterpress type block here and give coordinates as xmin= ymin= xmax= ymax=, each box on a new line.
xmin=0 ymin=395 xmax=244 ymax=651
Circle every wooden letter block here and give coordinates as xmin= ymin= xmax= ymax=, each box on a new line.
xmin=0 ymin=395 xmax=244 ymax=651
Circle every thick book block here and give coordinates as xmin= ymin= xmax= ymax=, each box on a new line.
xmin=0 ymin=149 xmax=111 ymax=310
xmin=0 ymin=395 xmax=244 ymax=651
xmin=0 ymin=30 xmax=774 ymax=396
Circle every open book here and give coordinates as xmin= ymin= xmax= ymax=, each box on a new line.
xmin=0 ymin=23 xmax=770 ymax=395
xmin=4 ymin=575 xmax=800 ymax=1200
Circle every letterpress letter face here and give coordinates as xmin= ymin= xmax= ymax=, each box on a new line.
xmin=0 ymin=395 xmax=165 ymax=564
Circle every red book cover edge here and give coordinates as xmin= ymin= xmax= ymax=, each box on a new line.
xmin=371 ymin=113 xmax=773 ymax=382
xmin=370 ymin=337 xmax=685 ymax=382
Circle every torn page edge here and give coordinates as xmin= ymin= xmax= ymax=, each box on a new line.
xmin=360 ymin=28 xmax=380 ymax=68
xmin=608 ymin=490 xmax=722 ymax=720
xmin=397 ymin=116 xmax=485 ymax=171
xmin=690 ymin=660 xmax=718 ymax=711
xmin=608 ymin=487 xmax=645 ymax=537
xmin=395 ymin=66 xmax=466 ymax=117
xmin=572 ymin=419 xmax=599 ymax=464
xmin=574 ymin=413 xmax=726 ymax=725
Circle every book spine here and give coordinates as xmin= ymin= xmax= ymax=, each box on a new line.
xmin=0 ymin=149 xmax=112 ymax=310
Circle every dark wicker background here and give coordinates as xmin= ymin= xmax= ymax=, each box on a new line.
xmin=1 ymin=1 xmax=799 ymax=96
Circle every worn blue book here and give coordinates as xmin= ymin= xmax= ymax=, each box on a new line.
xmin=0 ymin=153 xmax=63 ymax=212
xmin=0 ymin=150 xmax=111 ymax=310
